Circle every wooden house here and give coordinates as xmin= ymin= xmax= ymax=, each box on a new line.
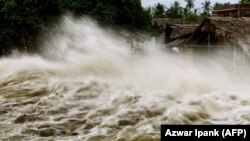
xmin=212 ymin=4 xmax=250 ymax=18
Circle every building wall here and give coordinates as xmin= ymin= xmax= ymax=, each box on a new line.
xmin=213 ymin=4 xmax=250 ymax=18
xmin=240 ymin=5 xmax=250 ymax=17
xmin=213 ymin=4 xmax=237 ymax=11
xmin=213 ymin=10 xmax=238 ymax=17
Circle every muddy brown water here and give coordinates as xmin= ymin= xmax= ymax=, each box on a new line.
xmin=1 ymin=16 xmax=250 ymax=141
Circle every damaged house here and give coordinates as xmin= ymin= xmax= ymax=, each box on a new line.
xmin=166 ymin=17 xmax=250 ymax=63
xmin=183 ymin=17 xmax=250 ymax=46
xmin=165 ymin=24 xmax=198 ymax=46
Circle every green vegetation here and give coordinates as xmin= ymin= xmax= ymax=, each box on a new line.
xmin=185 ymin=0 xmax=195 ymax=11
xmin=201 ymin=0 xmax=212 ymax=17
xmin=1 ymin=0 xmax=246 ymax=54
xmin=0 ymin=0 xmax=60 ymax=51
xmin=166 ymin=1 xmax=183 ymax=19
xmin=0 ymin=0 xmax=152 ymax=54
xmin=152 ymin=0 xmax=213 ymax=22
xmin=241 ymin=0 xmax=250 ymax=4
xmin=153 ymin=3 xmax=165 ymax=18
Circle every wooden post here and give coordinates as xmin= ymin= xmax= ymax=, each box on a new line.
xmin=238 ymin=4 xmax=240 ymax=18
xmin=208 ymin=21 xmax=211 ymax=56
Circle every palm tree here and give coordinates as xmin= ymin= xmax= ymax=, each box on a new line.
xmin=202 ymin=0 xmax=212 ymax=16
xmin=185 ymin=0 xmax=195 ymax=11
xmin=166 ymin=1 xmax=182 ymax=18
xmin=153 ymin=3 xmax=165 ymax=18
xmin=173 ymin=1 xmax=181 ymax=9
xmin=214 ymin=2 xmax=222 ymax=7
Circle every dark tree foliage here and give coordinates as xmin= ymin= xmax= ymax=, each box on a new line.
xmin=0 ymin=0 xmax=152 ymax=54
xmin=153 ymin=3 xmax=165 ymax=18
xmin=166 ymin=1 xmax=182 ymax=19
xmin=0 ymin=0 xmax=60 ymax=52
xmin=241 ymin=0 xmax=250 ymax=4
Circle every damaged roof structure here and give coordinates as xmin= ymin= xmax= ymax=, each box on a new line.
xmin=184 ymin=17 xmax=250 ymax=45
xmin=165 ymin=17 xmax=250 ymax=62
xmin=166 ymin=17 xmax=250 ymax=47
xmin=165 ymin=24 xmax=198 ymax=46
xmin=152 ymin=18 xmax=182 ymax=29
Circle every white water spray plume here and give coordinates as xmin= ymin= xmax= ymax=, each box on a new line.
xmin=0 ymin=16 xmax=250 ymax=141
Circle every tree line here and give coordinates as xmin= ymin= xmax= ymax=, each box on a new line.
xmin=1 ymin=0 xmax=250 ymax=55
xmin=0 ymin=0 xmax=151 ymax=54
xmin=152 ymin=0 xmax=213 ymax=23
xmin=151 ymin=0 xmax=250 ymax=23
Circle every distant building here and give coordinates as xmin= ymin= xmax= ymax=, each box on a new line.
xmin=212 ymin=4 xmax=250 ymax=18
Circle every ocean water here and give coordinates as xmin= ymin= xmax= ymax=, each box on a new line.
xmin=1 ymin=16 xmax=250 ymax=141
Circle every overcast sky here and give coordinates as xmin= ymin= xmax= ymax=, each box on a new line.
xmin=141 ymin=0 xmax=240 ymax=9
